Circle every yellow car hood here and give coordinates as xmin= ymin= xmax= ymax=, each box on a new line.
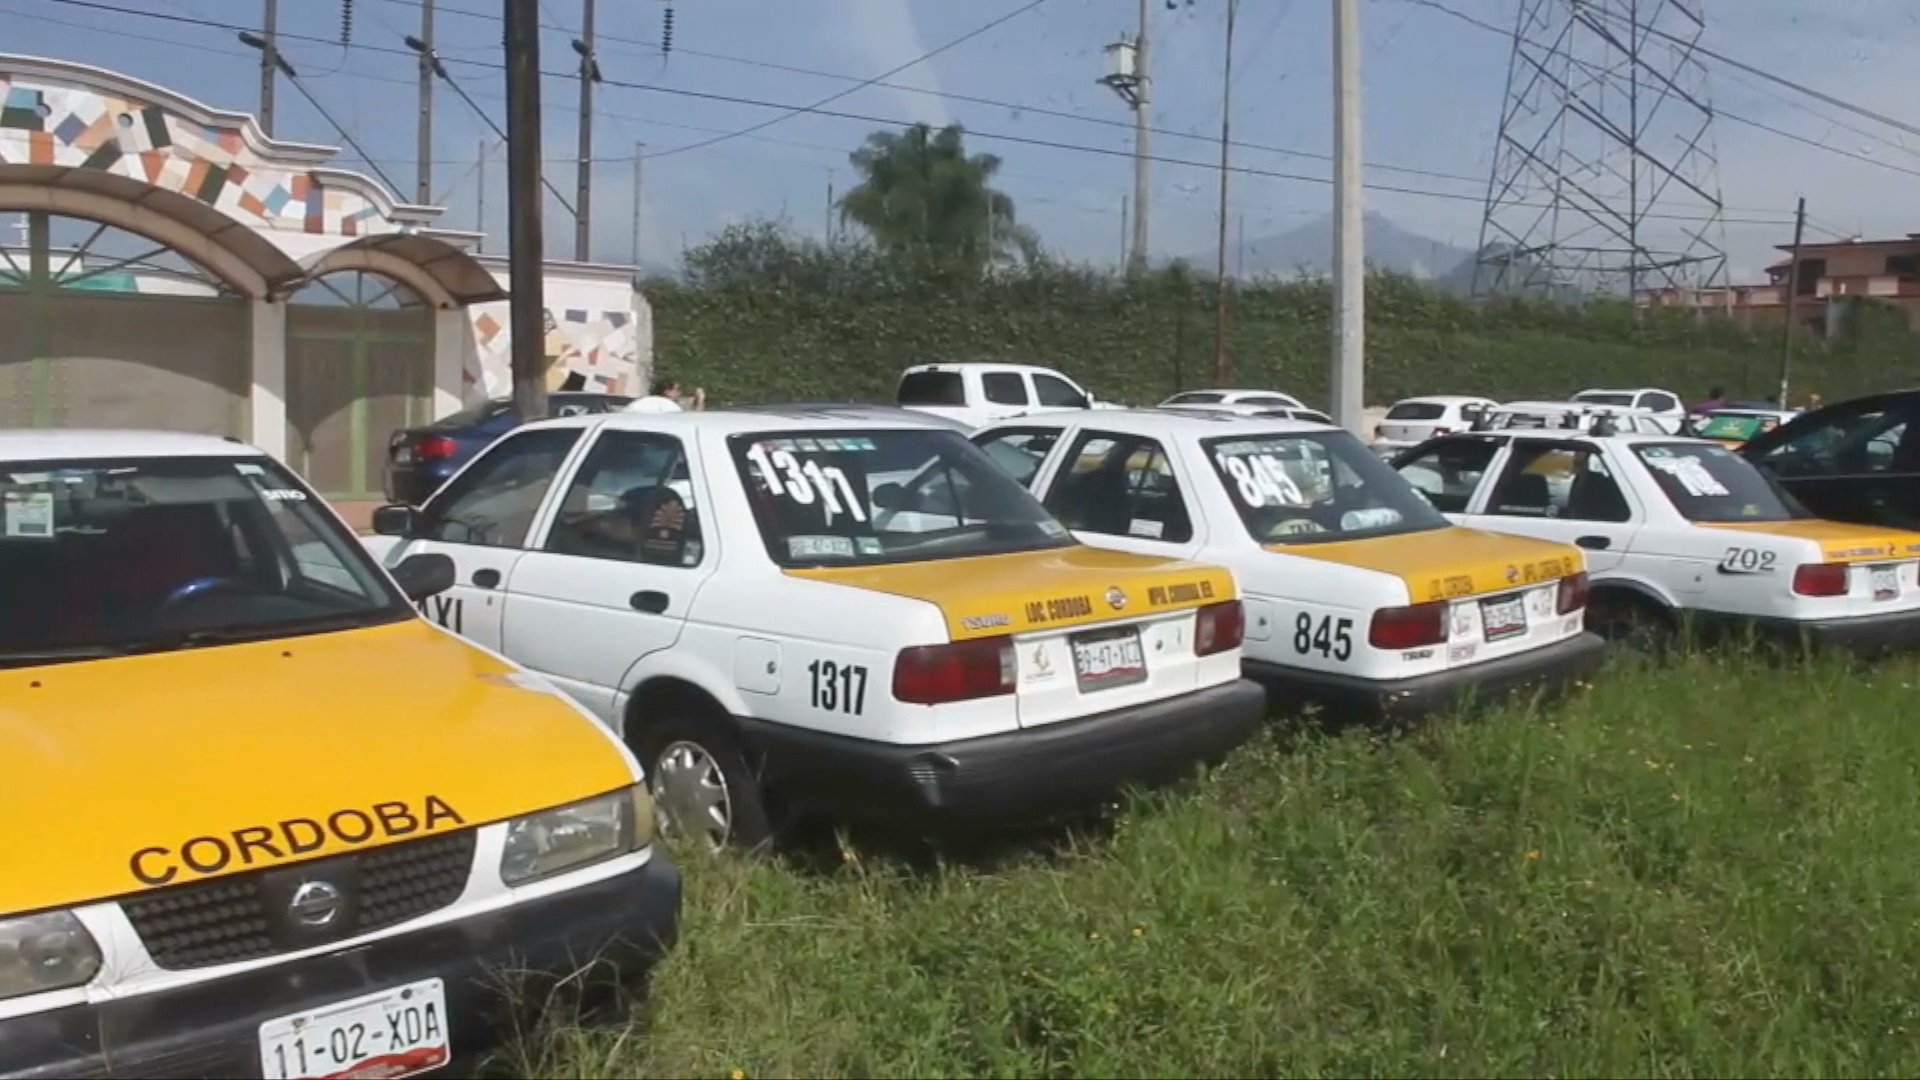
xmin=0 ymin=619 xmax=633 ymax=916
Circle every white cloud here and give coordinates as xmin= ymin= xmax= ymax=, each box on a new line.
xmin=842 ymin=0 xmax=952 ymax=128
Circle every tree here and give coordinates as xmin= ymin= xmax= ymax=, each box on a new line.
xmin=838 ymin=123 xmax=1038 ymax=279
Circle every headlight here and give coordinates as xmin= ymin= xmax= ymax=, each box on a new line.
xmin=0 ymin=911 xmax=101 ymax=1001
xmin=499 ymin=785 xmax=651 ymax=886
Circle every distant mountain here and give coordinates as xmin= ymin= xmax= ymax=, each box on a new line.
xmin=1176 ymin=211 xmax=1476 ymax=282
xmin=1438 ymin=242 xmax=1587 ymax=303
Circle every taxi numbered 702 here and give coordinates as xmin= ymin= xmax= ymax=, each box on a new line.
xmin=0 ymin=432 xmax=679 ymax=1080
xmin=969 ymin=409 xmax=1607 ymax=720
xmin=1393 ymin=425 xmax=1920 ymax=650
xmin=364 ymin=405 xmax=1266 ymax=849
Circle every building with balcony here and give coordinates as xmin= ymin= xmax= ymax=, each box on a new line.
xmin=1636 ymin=233 xmax=1920 ymax=338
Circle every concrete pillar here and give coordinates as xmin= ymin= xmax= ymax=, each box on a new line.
xmin=249 ymin=297 xmax=288 ymax=458
xmin=433 ymin=307 xmax=467 ymax=418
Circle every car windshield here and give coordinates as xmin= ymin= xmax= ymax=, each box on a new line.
xmin=0 ymin=456 xmax=410 ymax=667
xmin=897 ymin=371 xmax=966 ymax=406
xmin=1386 ymin=402 xmax=1447 ymax=421
xmin=1575 ymin=392 xmax=1637 ymax=407
xmin=1203 ymin=430 xmax=1449 ymax=545
xmin=731 ymin=428 xmax=1073 ymax=567
xmin=1489 ymin=409 xmax=1584 ymax=431
xmin=1632 ymin=442 xmax=1804 ymax=522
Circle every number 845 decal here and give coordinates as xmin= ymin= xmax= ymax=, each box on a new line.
xmin=1718 ymin=547 xmax=1777 ymax=575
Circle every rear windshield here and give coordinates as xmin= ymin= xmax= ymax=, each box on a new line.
xmin=730 ymin=428 xmax=1072 ymax=567
xmin=1489 ymin=409 xmax=1582 ymax=431
xmin=1574 ymin=392 xmax=1637 ymax=407
xmin=429 ymin=399 xmax=510 ymax=429
xmin=1632 ymin=442 xmax=1804 ymax=522
xmin=1203 ymin=429 xmax=1448 ymax=545
xmin=897 ymin=371 xmax=966 ymax=407
xmin=1163 ymin=392 xmax=1225 ymax=405
xmin=1386 ymin=402 xmax=1447 ymax=421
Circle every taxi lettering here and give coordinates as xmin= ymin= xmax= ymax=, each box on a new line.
xmin=1024 ymin=594 xmax=1094 ymax=623
xmin=1148 ymin=580 xmax=1217 ymax=606
xmin=128 ymin=796 xmax=465 ymax=886
xmin=1515 ymin=556 xmax=1576 ymax=584
xmin=1426 ymin=574 xmax=1475 ymax=601
xmin=420 ymin=594 xmax=463 ymax=633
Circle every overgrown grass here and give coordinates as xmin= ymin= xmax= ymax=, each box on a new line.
xmin=504 ymin=648 xmax=1920 ymax=1078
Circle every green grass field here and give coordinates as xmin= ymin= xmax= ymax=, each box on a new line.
xmin=504 ymin=648 xmax=1920 ymax=1078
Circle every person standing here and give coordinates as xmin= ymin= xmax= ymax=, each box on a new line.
xmin=626 ymin=376 xmax=706 ymax=414
xmin=1689 ymin=385 xmax=1727 ymax=415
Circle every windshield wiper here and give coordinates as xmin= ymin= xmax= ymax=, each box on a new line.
xmin=137 ymin=612 xmax=394 ymax=652
xmin=0 ymin=644 xmax=136 ymax=668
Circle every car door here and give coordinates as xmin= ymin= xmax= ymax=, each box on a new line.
xmin=972 ymin=426 xmax=1066 ymax=488
xmin=1032 ymin=372 xmax=1093 ymax=414
xmin=501 ymin=428 xmax=713 ymax=722
xmin=1037 ymin=428 xmax=1205 ymax=558
xmin=1747 ymin=396 xmax=1920 ymax=528
xmin=386 ymin=426 xmax=585 ymax=649
xmin=1391 ymin=436 xmax=1504 ymax=522
xmin=1461 ymin=439 xmax=1638 ymax=573
xmin=978 ymin=370 xmax=1033 ymax=424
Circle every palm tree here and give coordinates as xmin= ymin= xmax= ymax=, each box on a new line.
xmin=838 ymin=123 xmax=1037 ymax=278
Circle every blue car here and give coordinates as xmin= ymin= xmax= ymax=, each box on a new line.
xmin=383 ymin=391 xmax=634 ymax=504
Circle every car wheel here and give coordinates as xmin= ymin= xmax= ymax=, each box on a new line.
xmin=1588 ymin=590 xmax=1674 ymax=653
xmin=634 ymin=716 xmax=774 ymax=853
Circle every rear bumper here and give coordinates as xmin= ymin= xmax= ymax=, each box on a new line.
xmin=1249 ymin=631 xmax=1607 ymax=722
xmin=1711 ymin=608 xmax=1920 ymax=655
xmin=738 ymin=679 xmax=1268 ymax=828
xmin=0 ymin=855 xmax=681 ymax=1080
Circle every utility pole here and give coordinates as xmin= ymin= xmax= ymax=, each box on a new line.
xmin=1121 ymin=194 xmax=1130 ymax=267
xmin=257 ymin=0 xmax=278 ymax=135
xmin=631 ymin=142 xmax=644 ymax=266
xmin=1778 ymin=195 xmax=1807 ymax=406
xmin=572 ymin=0 xmax=600 ymax=262
xmin=1212 ymin=0 xmax=1237 ymax=383
xmin=1330 ymin=0 xmax=1365 ymax=435
xmin=414 ymin=0 xmax=434 ymax=203
xmin=475 ymin=138 xmax=488 ymax=251
xmin=505 ymin=0 xmax=549 ymax=423
xmin=1099 ymin=3 xmax=1150 ymax=275
xmin=825 ymin=167 xmax=836 ymax=247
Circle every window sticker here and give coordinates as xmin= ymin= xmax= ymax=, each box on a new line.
xmin=1216 ymin=450 xmax=1310 ymax=507
xmin=788 ymin=534 xmax=857 ymax=560
xmin=744 ymin=442 xmax=871 ymax=525
xmin=1644 ymin=454 xmax=1729 ymax=497
xmin=1129 ymin=518 xmax=1165 ymax=539
xmin=3 ymin=491 xmax=54 ymax=539
xmin=234 ymin=462 xmax=267 ymax=476
xmin=1341 ymin=507 xmax=1403 ymax=531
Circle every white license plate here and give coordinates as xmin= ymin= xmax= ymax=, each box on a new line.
xmin=1071 ymin=627 xmax=1147 ymax=691
xmin=1872 ymin=565 xmax=1900 ymax=601
xmin=1481 ymin=595 xmax=1528 ymax=642
xmin=259 ymin=978 xmax=449 ymax=1080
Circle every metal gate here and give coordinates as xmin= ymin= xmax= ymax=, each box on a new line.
xmin=0 ymin=211 xmax=249 ymax=434
xmin=286 ymin=270 xmax=434 ymax=500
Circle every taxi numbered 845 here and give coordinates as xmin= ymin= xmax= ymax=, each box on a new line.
xmin=0 ymin=432 xmax=678 ymax=1080
xmin=1393 ymin=426 xmax=1920 ymax=650
xmin=970 ymin=409 xmax=1606 ymax=720
xmin=365 ymin=406 xmax=1266 ymax=849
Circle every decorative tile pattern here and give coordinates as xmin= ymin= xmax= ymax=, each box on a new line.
xmin=0 ymin=71 xmax=394 ymax=238
xmin=465 ymin=291 xmax=652 ymax=398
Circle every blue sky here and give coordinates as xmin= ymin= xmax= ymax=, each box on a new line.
xmin=8 ymin=0 xmax=1920 ymax=278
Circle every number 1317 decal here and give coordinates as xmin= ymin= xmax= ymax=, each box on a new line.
xmin=808 ymin=659 xmax=869 ymax=715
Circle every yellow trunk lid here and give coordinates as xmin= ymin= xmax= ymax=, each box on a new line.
xmin=1270 ymin=525 xmax=1583 ymax=603
xmin=788 ymin=546 xmax=1237 ymax=640
xmin=1704 ymin=519 xmax=1920 ymax=562
xmin=0 ymin=619 xmax=633 ymax=916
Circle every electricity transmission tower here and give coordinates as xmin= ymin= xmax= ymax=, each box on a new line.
xmin=1474 ymin=0 xmax=1728 ymax=299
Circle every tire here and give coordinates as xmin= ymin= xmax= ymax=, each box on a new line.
xmin=1588 ymin=589 xmax=1674 ymax=653
xmin=631 ymin=714 xmax=774 ymax=853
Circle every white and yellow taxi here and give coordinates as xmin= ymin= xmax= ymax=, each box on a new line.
xmin=364 ymin=405 xmax=1266 ymax=849
xmin=0 ymin=431 xmax=677 ymax=1080
xmin=972 ymin=410 xmax=1606 ymax=720
xmin=1393 ymin=427 xmax=1920 ymax=650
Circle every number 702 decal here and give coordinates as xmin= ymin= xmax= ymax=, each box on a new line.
xmin=1718 ymin=547 xmax=1777 ymax=574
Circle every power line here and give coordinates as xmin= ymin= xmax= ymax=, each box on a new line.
xmin=646 ymin=0 xmax=1050 ymax=160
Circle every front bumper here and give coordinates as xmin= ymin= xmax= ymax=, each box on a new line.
xmin=0 ymin=855 xmax=681 ymax=1080
xmin=1710 ymin=607 xmax=1920 ymax=655
xmin=738 ymin=679 xmax=1267 ymax=828
xmin=1248 ymin=631 xmax=1607 ymax=722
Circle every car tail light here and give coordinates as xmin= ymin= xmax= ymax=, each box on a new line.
xmin=1373 ymin=425 xmax=1385 ymax=439
xmin=1432 ymin=426 xmax=1452 ymax=437
xmin=1368 ymin=601 xmax=1448 ymax=650
xmin=893 ymin=636 xmax=1016 ymax=705
xmin=1194 ymin=600 xmax=1245 ymax=656
xmin=1792 ymin=562 xmax=1849 ymax=597
xmin=1557 ymin=571 xmax=1590 ymax=614
xmin=415 ymin=435 xmax=458 ymax=461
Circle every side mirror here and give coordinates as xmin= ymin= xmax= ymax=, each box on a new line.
xmin=872 ymin=482 xmax=908 ymax=511
xmin=392 ymin=553 xmax=456 ymax=602
xmin=371 ymin=504 xmax=417 ymax=536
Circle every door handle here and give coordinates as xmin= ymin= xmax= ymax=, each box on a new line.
xmin=630 ymin=590 xmax=670 ymax=614
xmin=1575 ymin=535 xmax=1611 ymax=551
xmin=471 ymin=567 xmax=502 ymax=588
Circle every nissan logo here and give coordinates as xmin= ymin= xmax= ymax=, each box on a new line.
xmin=288 ymin=880 xmax=344 ymax=928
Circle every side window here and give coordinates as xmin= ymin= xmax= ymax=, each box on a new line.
xmin=1034 ymin=374 xmax=1091 ymax=409
xmin=1643 ymin=392 xmax=1679 ymax=413
xmin=1761 ymin=405 xmax=1916 ymax=476
xmin=418 ymin=428 xmax=581 ymax=548
xmin=1485 ymin=444 xmax=1631 ymax=523
xmin=544 ymin=432 xmax=704 ymax=567
xmin=981 ymin=372 xmax=1030 ymax=406
xmin=1044 ymin=431 xmax=1193 ymax=542
xmin=1394 ymin=438 xmax=1499 ymax=513
xmin=973 ymin=428 xmax=1060 ymax=487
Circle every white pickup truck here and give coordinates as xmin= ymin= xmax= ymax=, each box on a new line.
xmin=896 ymin=362 xmax=1119 ymax=429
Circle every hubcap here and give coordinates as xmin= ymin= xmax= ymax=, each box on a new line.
xmin=652 ymin=740 xmax=732 ymax=850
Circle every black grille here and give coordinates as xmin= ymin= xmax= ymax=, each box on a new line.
xmin=122 ymin=829 xmax=476 ymax=971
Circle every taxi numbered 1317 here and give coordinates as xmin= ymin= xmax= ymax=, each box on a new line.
xmin=0 ymin=431 xmax=678 ymax=1080
xmin=970 ymin=410 xmax=1606 ymax=721
xmin=363 ymin=406 xmax=1267 ymax=849
xmin=1393 ymin=426 xmax=1920 ymax=650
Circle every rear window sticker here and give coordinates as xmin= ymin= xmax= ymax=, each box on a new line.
xmin=3 ymin=491 xmax=54 ymax=539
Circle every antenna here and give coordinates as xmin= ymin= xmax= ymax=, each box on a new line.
xmin=1474 ymin=0 xmax=1728 ymax=300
